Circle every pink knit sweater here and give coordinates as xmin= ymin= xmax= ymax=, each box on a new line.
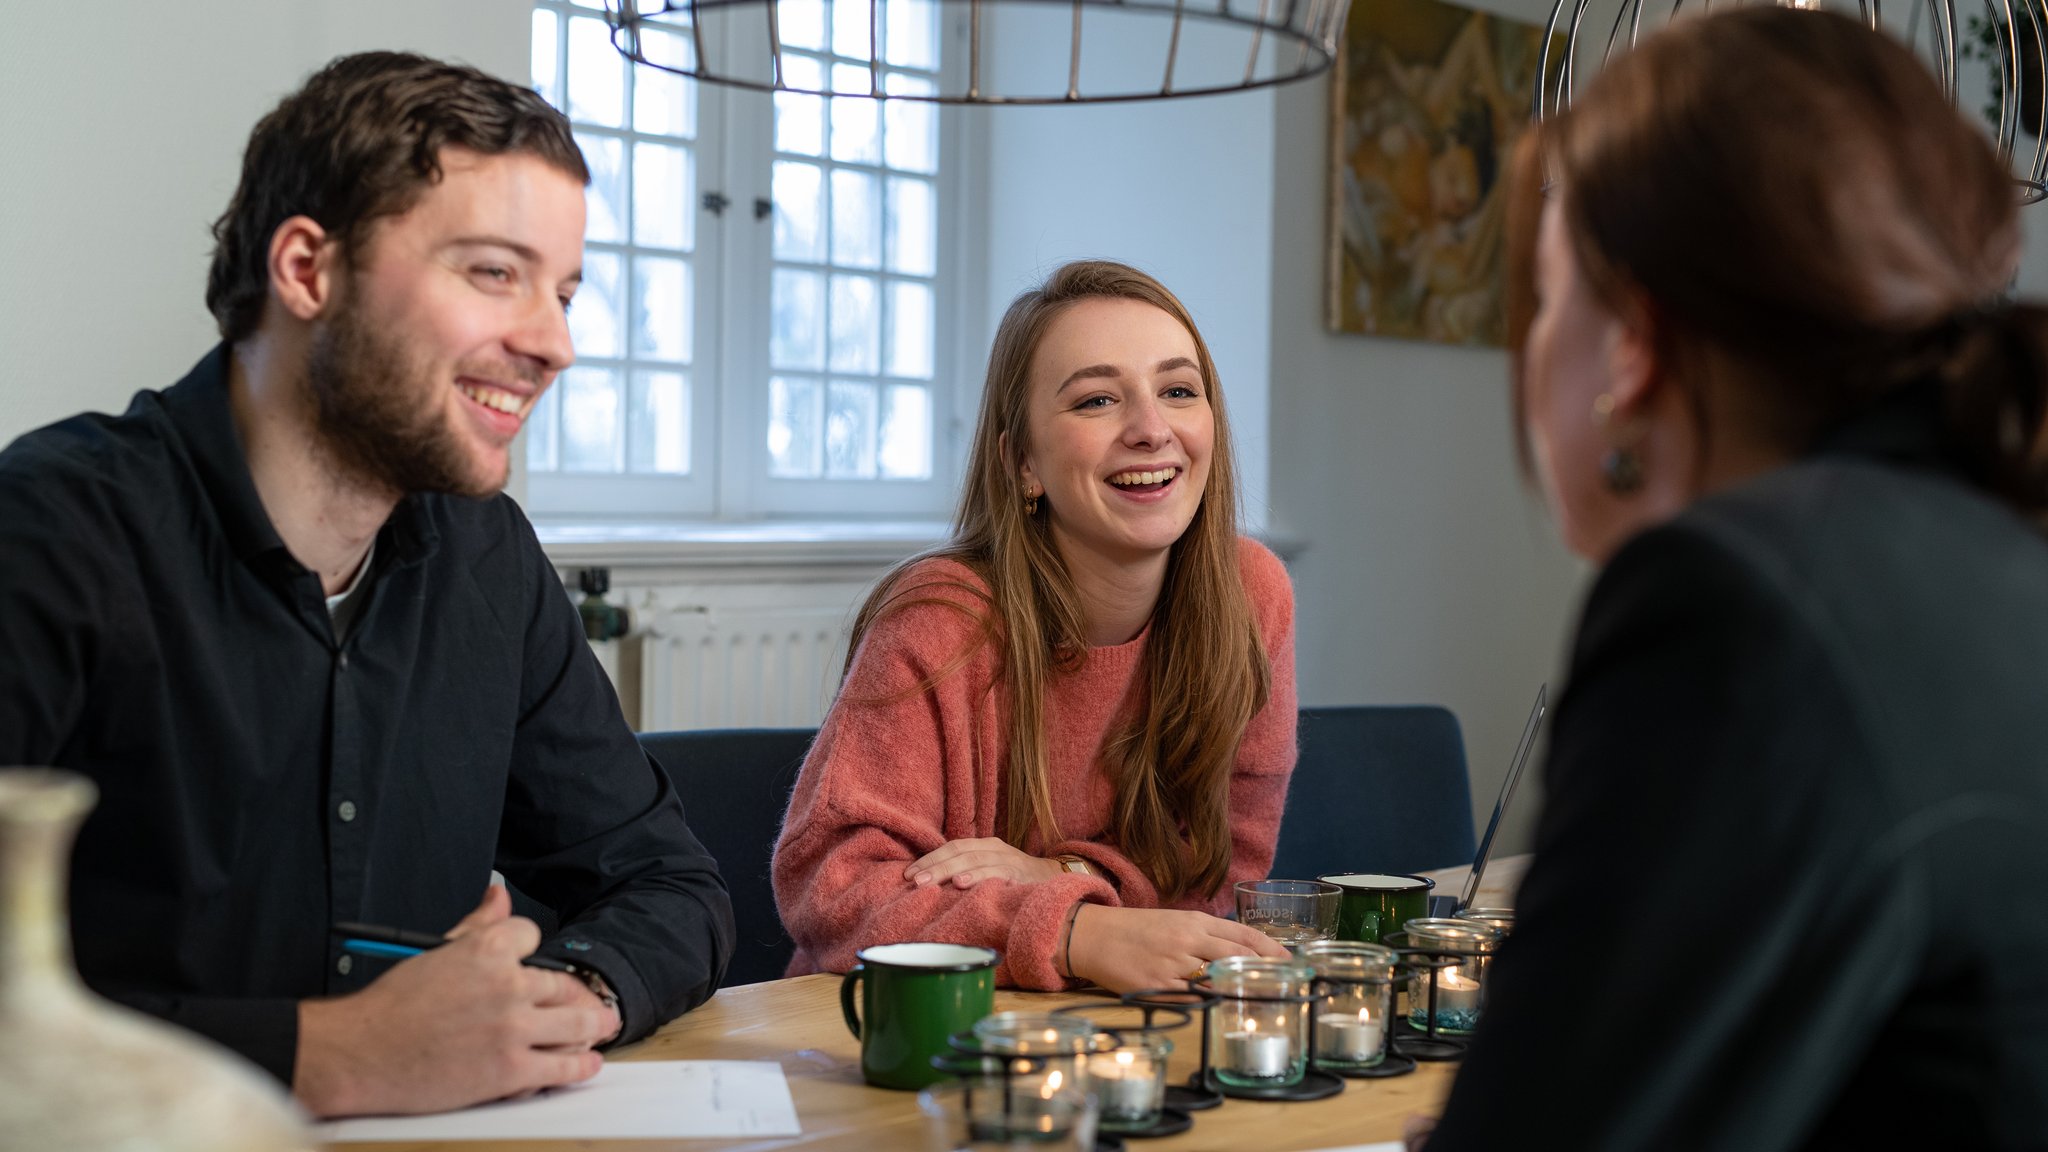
xmin=772 ymin=537 xmax=1297 ymax=989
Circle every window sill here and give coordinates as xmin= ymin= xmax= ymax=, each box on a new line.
xmin=537 ymin=519 xmax=952 ymax=575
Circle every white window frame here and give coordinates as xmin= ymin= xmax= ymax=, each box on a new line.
xmin=524 ymin=2 xmax=977 ymax=525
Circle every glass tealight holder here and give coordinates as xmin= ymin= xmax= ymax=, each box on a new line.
xmin=918 ymin=1074 xmax=1100 ymax=1151
xmin=970 ymin=1012 xmax=1100 ymax=1095
xmin=1082 ymin=1032 xmax=1172 ymax=1132
xmin=1234 ymin=879 xmax=1343 ymax=949
xmin=1298 ymin=940 xmax=1397 ymax=1070
xmin=1203 ymin=956 xmax=1315 ymax=1088
xmin=1400 ymin=918 xmax=1501 ymax=1037
xmin=1454 ymin=906 xmax=1515 ymax=939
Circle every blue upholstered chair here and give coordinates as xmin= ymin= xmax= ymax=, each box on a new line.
xmin=638 ymin=727 xmax=816 ymax=988
xmin=1270 ymin=706 xmax=1478 ymax=881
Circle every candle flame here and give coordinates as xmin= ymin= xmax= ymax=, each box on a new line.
xmin=1358 ymin=1008 xmax=1372 ymax=1025
xmin=1244 ymin=1017 xmax=1257 ymax=1034
xmin=1115 ymin=1050 xmax=1135 ymax=1067
xmin=1043 ymin=1070 xmax=1064 ymax=1097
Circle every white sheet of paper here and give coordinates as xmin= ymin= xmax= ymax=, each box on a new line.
xmin=316 ymin=1060 xmax=802 ymax=1142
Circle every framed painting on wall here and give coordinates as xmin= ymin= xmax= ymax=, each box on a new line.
xmin=1326 ymin=0 xmax=1553 ymax=346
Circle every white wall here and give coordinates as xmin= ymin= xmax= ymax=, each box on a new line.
xmin=0 ymin=0 xmax=531 ymax=446
xmin=971 ymin=9 xmax=1277 ymax=530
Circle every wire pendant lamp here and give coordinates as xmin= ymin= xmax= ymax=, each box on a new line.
xmin=604 ymin=0 xmax=1350 ymax=103
xmin=1532 ymin=0 xmax=2048 ymax=200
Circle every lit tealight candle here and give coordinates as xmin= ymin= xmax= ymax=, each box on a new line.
xmin=1315 ymin=1008 xmax=1382 ymax=1062
xmin=1086 ymin=1049 xmax=1159 ymax=1123
xmin=1221 ymin=1019 xmax=1292 ymax=1079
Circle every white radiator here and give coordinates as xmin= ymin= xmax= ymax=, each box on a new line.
xmin=627 ymin=605 xmax=853 ymax=732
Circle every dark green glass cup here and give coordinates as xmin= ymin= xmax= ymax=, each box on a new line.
xmin=839 ymin=942 xmax=999 ymax=1090
xmin=1319 ymin=873 xmax=1435 ymax=944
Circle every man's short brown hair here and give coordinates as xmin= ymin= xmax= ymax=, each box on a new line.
xmin=205 ymin=51 xmax=589 ymax=343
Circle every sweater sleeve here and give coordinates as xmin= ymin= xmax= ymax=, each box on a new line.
xmin=1041 ymin=538 xmax=1298 ymax=914
xmin=772 ymin=567 xmax=1116 ymax=990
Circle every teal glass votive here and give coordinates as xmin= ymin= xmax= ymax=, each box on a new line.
xmin=1400 ymin=918 xmax=1501 ymax=1036
xmin=1298 ymin=940 xmax=1398 ymax=1070
xmin=1204 ymin=956 xmax=1315 ymax=1088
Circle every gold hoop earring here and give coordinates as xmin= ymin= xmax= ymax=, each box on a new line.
xmin=1024 ymin=488 xmax=1040 ymax=516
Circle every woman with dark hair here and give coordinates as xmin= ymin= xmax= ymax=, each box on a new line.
xmin=773 ymin=261 xmax=1295 ymax=993
xmin=1421 ymin=8 xmax=2048 ymax=1148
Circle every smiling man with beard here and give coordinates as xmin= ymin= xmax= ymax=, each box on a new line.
xmin=0 ymin=53 xmax=734 ymax=1117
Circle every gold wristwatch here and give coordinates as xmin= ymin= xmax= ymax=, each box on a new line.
xmin=1055 ymin=854 xmax=1097 ymax=878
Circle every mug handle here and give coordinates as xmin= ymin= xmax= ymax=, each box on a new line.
xmin=840 ymin=963 xmax=866 ymax=1040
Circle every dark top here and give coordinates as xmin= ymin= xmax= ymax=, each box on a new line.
xmin=1430 ymin=391 xmax=2048 ymax=1150
xmin=0 ymin=346 xmax=734 ymax=1082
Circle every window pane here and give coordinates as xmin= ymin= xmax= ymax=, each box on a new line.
xmin=532 ymin=10 xmax=562 ymax=107
xmin=578 ymin=133 xmax=626 ymax=243
xmin=829 ymin=274 xmax=880 ymax=374
xmin=884 ymin=0 xmax=937 ymax=70
xmin=879 ymin=384 xmax=932 ymax=478
xmin=772 ymin=269 xmax=826 ymax=369
xmin=570 ymin=250 xmax=623 ymax=359
xmin=567 ymin=16 xmax=625 ymax=128
xmin=634 ymin=28 xmax=696 ymax=136
xmin=776 ymin=55 xmax=826 ymax=154
xmin=778 ymin=0 xmax=828 ymax=51
xmin=772 ymin=161 xmax=825 ymax=262
xmin=884 ymin=73 xmax=938 ymax=173
xmin=526 ymin=387 xmax=561 ymax=472
xmin=560 ymin=367 xmax=624 ymax=472
xmin=826 ymin=381 xmax=879 ymax=478
xmin=632 ymin=255 xmax=692 ymax=363
xmin=833 ymin=0 xmax=873 ymax=60
xmin=830 ymin=63 xmax=881 ymax=163
xmin=769 ymin=376 xmax=824 ymax=477
xmin=629 ymin=370 xmax=691 ymax=474
xmin=885 ymin=176 xmax=935 ymax=275
xmin=830 ymin=169 xmax=882 ymax=269
xmin=887 ymin=280 xmax=934 ymax=378
xmin=633 ymin=141 xmax=692 ymax=250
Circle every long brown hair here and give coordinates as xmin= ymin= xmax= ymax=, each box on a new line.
xmin=1507 ymin=7 xmax=2048 ymax=511
xmin=844 ymin=260 xmax=1269 ymax=903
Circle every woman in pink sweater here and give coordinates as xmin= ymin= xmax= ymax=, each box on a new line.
xmin=773 ymin=260 xmax=1297 ymax=993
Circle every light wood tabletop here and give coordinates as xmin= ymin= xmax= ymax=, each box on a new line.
xmin=331 ymin=855 xmax=1531 ymax=1152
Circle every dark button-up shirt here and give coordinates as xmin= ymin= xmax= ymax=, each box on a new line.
xmin=0 ymin=345 xmax=734 ymax=1082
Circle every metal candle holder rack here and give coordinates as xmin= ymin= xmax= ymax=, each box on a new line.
xmin=930 ymin=1041 xmax=1126 ymax=1152
xmin=1383 ymin=925 xmax=1500 ymax=1063
xmin=1301 ymin=962 xmax=1417 ymax=1080
xmin=1046 ymin=1002 xmax=1196 ymax=1139
xmin=1126 ymin=984 xmax=1345 ymax=1103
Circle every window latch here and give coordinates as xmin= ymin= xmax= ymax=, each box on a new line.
xmin=754 ymin=197 xmax=773 ymax=221
xmin=702 ymin=191 xmax=731 ymax=216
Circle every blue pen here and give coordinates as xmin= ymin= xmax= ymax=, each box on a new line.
xmin=331 ymin=921 xmax=579 ymax=972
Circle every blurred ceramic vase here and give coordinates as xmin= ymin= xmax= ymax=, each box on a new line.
xmin=0 ymin=769 xmax=312 ymax=1152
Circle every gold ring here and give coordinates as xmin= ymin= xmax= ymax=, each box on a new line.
xmin=1183 ymin=965 xmax=1208 ymax=982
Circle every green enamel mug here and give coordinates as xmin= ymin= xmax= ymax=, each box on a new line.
xmin=840 ymin=942 xmax=998 ymax=1090
xmin=1319 ymin=873 xmax=1435 ymax=944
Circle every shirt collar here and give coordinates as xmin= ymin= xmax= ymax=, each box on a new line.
xmin=157 ymin=343 xmax=291 ymax=564
xmin=157 ymin=342 xmax=443 ymax=571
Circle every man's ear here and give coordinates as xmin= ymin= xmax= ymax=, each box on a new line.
xmin=267 ymin=216 xmax=340 ymax=323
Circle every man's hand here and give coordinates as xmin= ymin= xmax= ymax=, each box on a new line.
xmin=905 ymin=837 xmax=1065 ymax=889
xmin=293 ymin=886 xmax=620 ymax=1118
xmin=1064 ymin=904 xmax=1291 ymax=993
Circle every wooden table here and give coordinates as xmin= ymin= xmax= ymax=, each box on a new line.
xmin=335 ymin=855 xmax=1530 ymax=1152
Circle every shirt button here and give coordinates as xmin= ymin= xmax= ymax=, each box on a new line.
xmin=337 ymin=954 xmax=353 ymax=975
xmin=337 ymin=800 xmax=358 ymax=822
